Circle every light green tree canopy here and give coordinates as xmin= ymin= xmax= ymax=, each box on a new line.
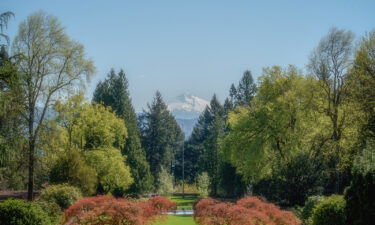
xmin=222 ymin=65 xmax=326 ymax=182
xmin=53 ymin=94 xmax=132 ymax=194
xmin=84 ymin=147 xmax=133 ymax=194
xmin=54 ymin=93 xmax=127 ymax=150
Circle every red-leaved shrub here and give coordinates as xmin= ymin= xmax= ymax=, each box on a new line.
xmin=148 ymin=196 xmax=177 ymax=214
xmin=62 ymin=195 xmax=176 ymax=225
xmin=194 ymin=196 xmax=300 ymax=225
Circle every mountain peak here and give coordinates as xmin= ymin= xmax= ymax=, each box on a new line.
xmin=168 ymin=93 xmax=209 ymax=119
xmin=168 ymin=93 xmax=208 ymax=138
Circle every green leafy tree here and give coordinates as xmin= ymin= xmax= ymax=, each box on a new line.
xmin=76 ymin=102 xmax=127 ymax=150
xmin=349 ymin=30 xmax=375 ymax=139
xmin=220 ymin=70 xmax=257 ymax=197
xmin=223 ymin=66 xmax=325 ymax=183
xmin=139 ymin=91 xmax=184 ymax=189
xmin=52 ymin=94 xmax=132 ymax=194
xmin=49 ymin=148 xmax=97 ymax=195
xmin=308 ymin=27 xmax=357 ymax=193
xmin=84 ymin=147 xmax=133 ymax=194
xmin=93 ymin=69 xmax=153 ymax=195
xmin=253 ymin=151 xmax=325 ymax=207
xmin=0 ymin=11 xmax=26 ymax=190
xmin=344 ymin=141 xmax=375 ymax=225
xmin=12 ymin=11 xmax=95 ymax=200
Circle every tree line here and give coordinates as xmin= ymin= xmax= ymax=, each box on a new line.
xmin=1 ymin=11 xmax=375 ymax=224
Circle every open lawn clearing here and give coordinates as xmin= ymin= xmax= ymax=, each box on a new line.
xmin=156 ymin=215 xmax=196 ymax=225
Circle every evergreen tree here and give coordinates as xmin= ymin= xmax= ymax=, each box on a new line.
xmin=0 ymin=14 xmax=26 ymax=189
xmin=224 ymin=70 xmax=256 ymax=109
xmin=174 ymin=108 xmax=210 ymax=183
xmin=182 ymin=71 xmax=257 ymax=197
xmin=236 ymin=70 xmax=256 ymax=106
xmin=139 ymin=91 xmax=184 ymax=189
xmin=93 ymin=69 xmax=153 ymax=195
xmin=220 ymin=70 xmax=257 ymax=197
xmin=196 ymin=95 xmax=225 ymax=196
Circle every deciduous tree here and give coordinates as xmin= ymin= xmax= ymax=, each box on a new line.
xmin=12 ymin=11 xmax=94 ymax=200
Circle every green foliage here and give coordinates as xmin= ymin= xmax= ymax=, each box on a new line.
xmin=297 ymin=195 xmax=325 ymax=225
xmin=52 ymin=94 xmax=133 ymax=194
xmin=345 ymin=141 xmax=375 ymax=225
xmin=84 ymin=147 xmax=133 ymax=194
xmin=49 ymin=148 xmax=97 ymax=195
xmin=311 ymin=195 xmax=346 ymax=225
xmin=35 ymin=200 xmax=62 ymax=225
xmin=199 ymin=95 xmax=225 ymax=196
xmin=350 ymin=30 xmax=375 ymax=138
xmin=217 ymin=162 xmax=247 ymax=198
xmin=223 ymin=66 xmax=323 ymax=183
xmin=78 ymin=102 xmax=128 ymax=150
xmin=0 ymin=30 xmax=26 ymax=190
xmin=308 ymin=28 xmax=360 ymax=193
xmin=54 ymin=91 xmax=128 ymax=151
xmin=179 ymin=110 xmax=210 ymax=184
xmin=38 ymin=184 xmax=82 ymax=210
xmin=225 ymin=70 xmax=256 ymax=109
xmin=0 ymin=199 xmax=51 ymax=225
xmin=182 ymin=94 xmax=225 ymax=196
xmin=254 ymin=151 xmax=325 ymax=207
xmin=93 ymin=69 xmax=153 ymax=196
xmin=139 ymin=91 xmax=184 ymax=189
xmin=157 ymin=167 xmax=174 ymax=196
xmin=197 ymin=172 xmax=209 ymax=198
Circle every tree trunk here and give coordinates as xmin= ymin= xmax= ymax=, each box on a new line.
xmin=27 ymin=104 xmax=35 ymax=201
xmin=27 ymin=138 xmax=35 ymax=201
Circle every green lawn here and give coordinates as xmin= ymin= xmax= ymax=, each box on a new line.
xmin=155 ymin=195 xmax=198 ymax=225
xmin=155 ymin=215 xmax=196 ymax=225
xmin=169 ymin=195 xmax=198 ymax=210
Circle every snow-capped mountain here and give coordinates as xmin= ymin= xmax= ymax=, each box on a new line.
xmin=168 ymin=93 xmax=209 ymax=138
xmin=168 ymin=93 xmax=209 ymax=119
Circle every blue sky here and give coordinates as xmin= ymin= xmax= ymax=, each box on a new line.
xmin=3 ymin=0 xmax=375 ymax=111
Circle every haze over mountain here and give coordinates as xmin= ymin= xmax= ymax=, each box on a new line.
xmin=168 ymin=93 xmax=209 ymax=138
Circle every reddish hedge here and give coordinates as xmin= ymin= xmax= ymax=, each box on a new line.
xmin=194 ymin=196 xmax=300 ymax=225
xmin=62 ymin=195 xmax=176 ymax=225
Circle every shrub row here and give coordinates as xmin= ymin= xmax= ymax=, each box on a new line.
xmin=194 ymin=196 xmax=301 ymax=225
xmin=63 ymin=195 xmax=176 ymax=225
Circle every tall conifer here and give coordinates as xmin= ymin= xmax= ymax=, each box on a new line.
xmin=93 ymin=69 xmax=153 ymax=195
xmin=139 ymin=91 xmax=184 ymax=189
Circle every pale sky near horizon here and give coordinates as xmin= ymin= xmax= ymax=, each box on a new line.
xmin=3 ymin=0 xmax=375 ymax=111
